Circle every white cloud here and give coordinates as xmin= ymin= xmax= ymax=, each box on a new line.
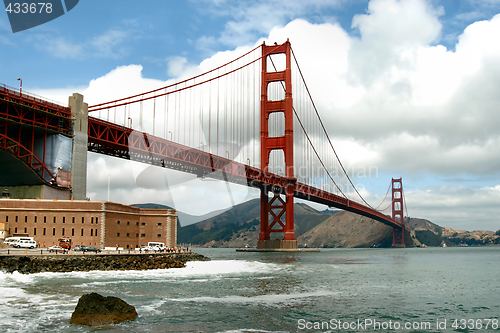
xmin=33 ymin=86 xmax=86 ymax=106
xmin=90 ymin=29 xmax=129 ymax=59
xmin=349 ymin=0 xmax=443 ymax=88
xmin=35 ymin=28 xmax=131 ymax=60
xmin=35 ymin=36 xmax=84 ymax=59
xmin=406 ymin=185 xmax=500 ymax=231
xmin=84 ymin=65 xmax=161 ymax=106
xmin=166 ymin=56 xmax=200 ymax=78
xmin=0 ymin=36 xmax=15 ymax=46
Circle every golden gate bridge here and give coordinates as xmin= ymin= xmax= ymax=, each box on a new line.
xmin=0 ymin=40 xmax=410 ymax=249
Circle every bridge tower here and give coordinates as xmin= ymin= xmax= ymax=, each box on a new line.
xmin=258 ymin=40 xmax=297 ymax=250
xmin=391 ymin=178 xmax=405 ymax=247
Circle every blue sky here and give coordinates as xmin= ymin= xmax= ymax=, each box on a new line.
xmin=3 ymin=0 xmax=499 ymax=88
xmin=1 ymin=0 xmax=500 ymax=231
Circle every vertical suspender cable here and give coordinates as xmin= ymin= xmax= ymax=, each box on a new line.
xmin=253 ymin=55 xmax=256 ymax=167
xmin=153 ymin=98 xmax=156 ymax=136
xmin=183 ymin=82 xmax=187 ymax=145
xmin=199 ymin=81 xmax=202 ymax=150
xmin=139 ymin=98 xmax=143 ymax=130
xmin=209 ymin=80 xmax=212 ymax=153
xmin=217 ymin=69 xmax=220 ymax=156
xmin=164 ymin=89 xmax=167 ymax=139
xmin=175 ymin=85 xmax=178 ymax=142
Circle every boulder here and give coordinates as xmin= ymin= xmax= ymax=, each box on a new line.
xmin=70 ymin=293 xmax=138 ymax=326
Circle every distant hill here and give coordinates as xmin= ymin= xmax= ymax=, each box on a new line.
xmin=300 ymin=214 xmax=500 ymax=248
xmin=408 ymin=217 xmax=500 ymax=246
xmin=132 ymin=203 xmax=174 ymax=210
xmin=298 ymin=210 xmax=395 ymax=248
xmin=177 ymin=198 xmax=330 ymax=247
xmin=132 ymin=203 xmax=228 ymax=227
xmin=135 ymin=202 xmax=500 ymax=248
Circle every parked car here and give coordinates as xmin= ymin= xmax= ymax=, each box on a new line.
xmin=83 ymin=246 xmax=101 ymax=253
xmin=14 ymin=239 xmax=37 ymax=249
xmin=48 ymin=245 xmax=65 ymax=253
xmin=5 ymin=237 xmax=34 ymax=247
xmin=73 ymin=245 xmax=85 ymax=251
xmin=135 ymin=245 xmax=151 ymax=252
xmin=147 ymin=242 xmax=166 ymax=251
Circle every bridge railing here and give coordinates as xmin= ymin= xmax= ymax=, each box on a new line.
xmin=0 ymin=84 xmax=70 ymax=114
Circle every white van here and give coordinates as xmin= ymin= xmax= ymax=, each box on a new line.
xmin=13 ymin=239 xmax=37 ymax=249
xmin=147 ymin=242 xmax=166 ymax=251
xmin=4 ymin=237 xmax=34 ymax=247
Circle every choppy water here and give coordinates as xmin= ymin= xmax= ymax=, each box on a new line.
xmin=0 ymin=247 xmax=499 ymax=332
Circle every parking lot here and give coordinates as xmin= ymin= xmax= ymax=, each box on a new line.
xmin=0 ymin=248 xmax=129 ymax=256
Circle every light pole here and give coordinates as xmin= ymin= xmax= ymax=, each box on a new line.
xmin=168 ymin=131 xmax=172 ymax=140
xmin=17 ymin=78 xmax=22 ymax=95
xmin=226 ymin=150 xmax=229 ymax=159
xmin=127 ymin=117 xmax=132 ymax=128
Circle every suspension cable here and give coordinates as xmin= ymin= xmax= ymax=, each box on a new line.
xmin=378 ymin=197 xmax=396 ymax=212
xmin=290 ymin=46 xmax=374 ymax=208
xmin=89 ymin=43 xmax=286 ymax=113
xmin=89 ymin=44 xmax=262 ymax=110
xmin=403 ymin=188 xmax=409 ymax=225
xmin=374 ymin=180 xmax=392 ymax=210
xmin=89 ymin=55 xmax=263 ymax=112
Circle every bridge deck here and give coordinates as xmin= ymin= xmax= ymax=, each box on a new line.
xmin=0 ymin=85 xmax=72 ymax=136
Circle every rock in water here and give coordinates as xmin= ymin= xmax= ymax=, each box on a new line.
xmin=70 ymin=293 xmax=138 ymax=326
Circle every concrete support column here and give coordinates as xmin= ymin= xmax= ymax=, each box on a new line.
xmin=100 ymin=202 xmax=106 ymax=249
xmin=69 ymin=93 xmax=88 ymax=200
xmin=167 ymin=210 xmax=177 ymax=247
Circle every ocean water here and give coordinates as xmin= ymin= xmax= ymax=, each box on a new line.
xmin=0 ymin=247 xmax=499 ymax=333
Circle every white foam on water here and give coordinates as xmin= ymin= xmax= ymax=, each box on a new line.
xmin=0 ymin=275 xmax=76 ymax=332
xmin=177 ymin=260 xmax=282 ymax=277
xmin=0 ymin=286 xmax=29 ymax=304
xmin=74 ymin=260 xmax=271 ymax=280
xmin=137 ymin=298 xmax=169 ymax=315
xmin=169 ymin=290 xmax=339 ymax=305
xmin=2 ymin=260 xmax=280 ymax=284
xmin=0 ymin=260 xmax=285 ymax=331
xmin=0 ymin=270 xmax=37 ymax=286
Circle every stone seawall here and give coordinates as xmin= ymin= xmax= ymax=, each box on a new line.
xmin=0 ymin=252 xmax=210 ymax=274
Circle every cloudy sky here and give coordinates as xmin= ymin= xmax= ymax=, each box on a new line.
xmin=1 ymin=0 xmax=499 ymax=231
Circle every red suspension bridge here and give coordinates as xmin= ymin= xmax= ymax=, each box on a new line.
xmin=0 ymin=40 xmax=410 ymax=248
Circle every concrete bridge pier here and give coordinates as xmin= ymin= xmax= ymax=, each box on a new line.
xmin=69 ymin=93 xmax=88 ymax=200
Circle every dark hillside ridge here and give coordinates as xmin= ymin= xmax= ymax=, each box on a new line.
xmin=132 ymin=203 xmax=227 ymax=226
xmin=178 ymin=199 xmax=330 ymax=247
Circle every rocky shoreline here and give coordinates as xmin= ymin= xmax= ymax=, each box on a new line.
xmin=0 ymin=252 xmax=210 ymax=274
